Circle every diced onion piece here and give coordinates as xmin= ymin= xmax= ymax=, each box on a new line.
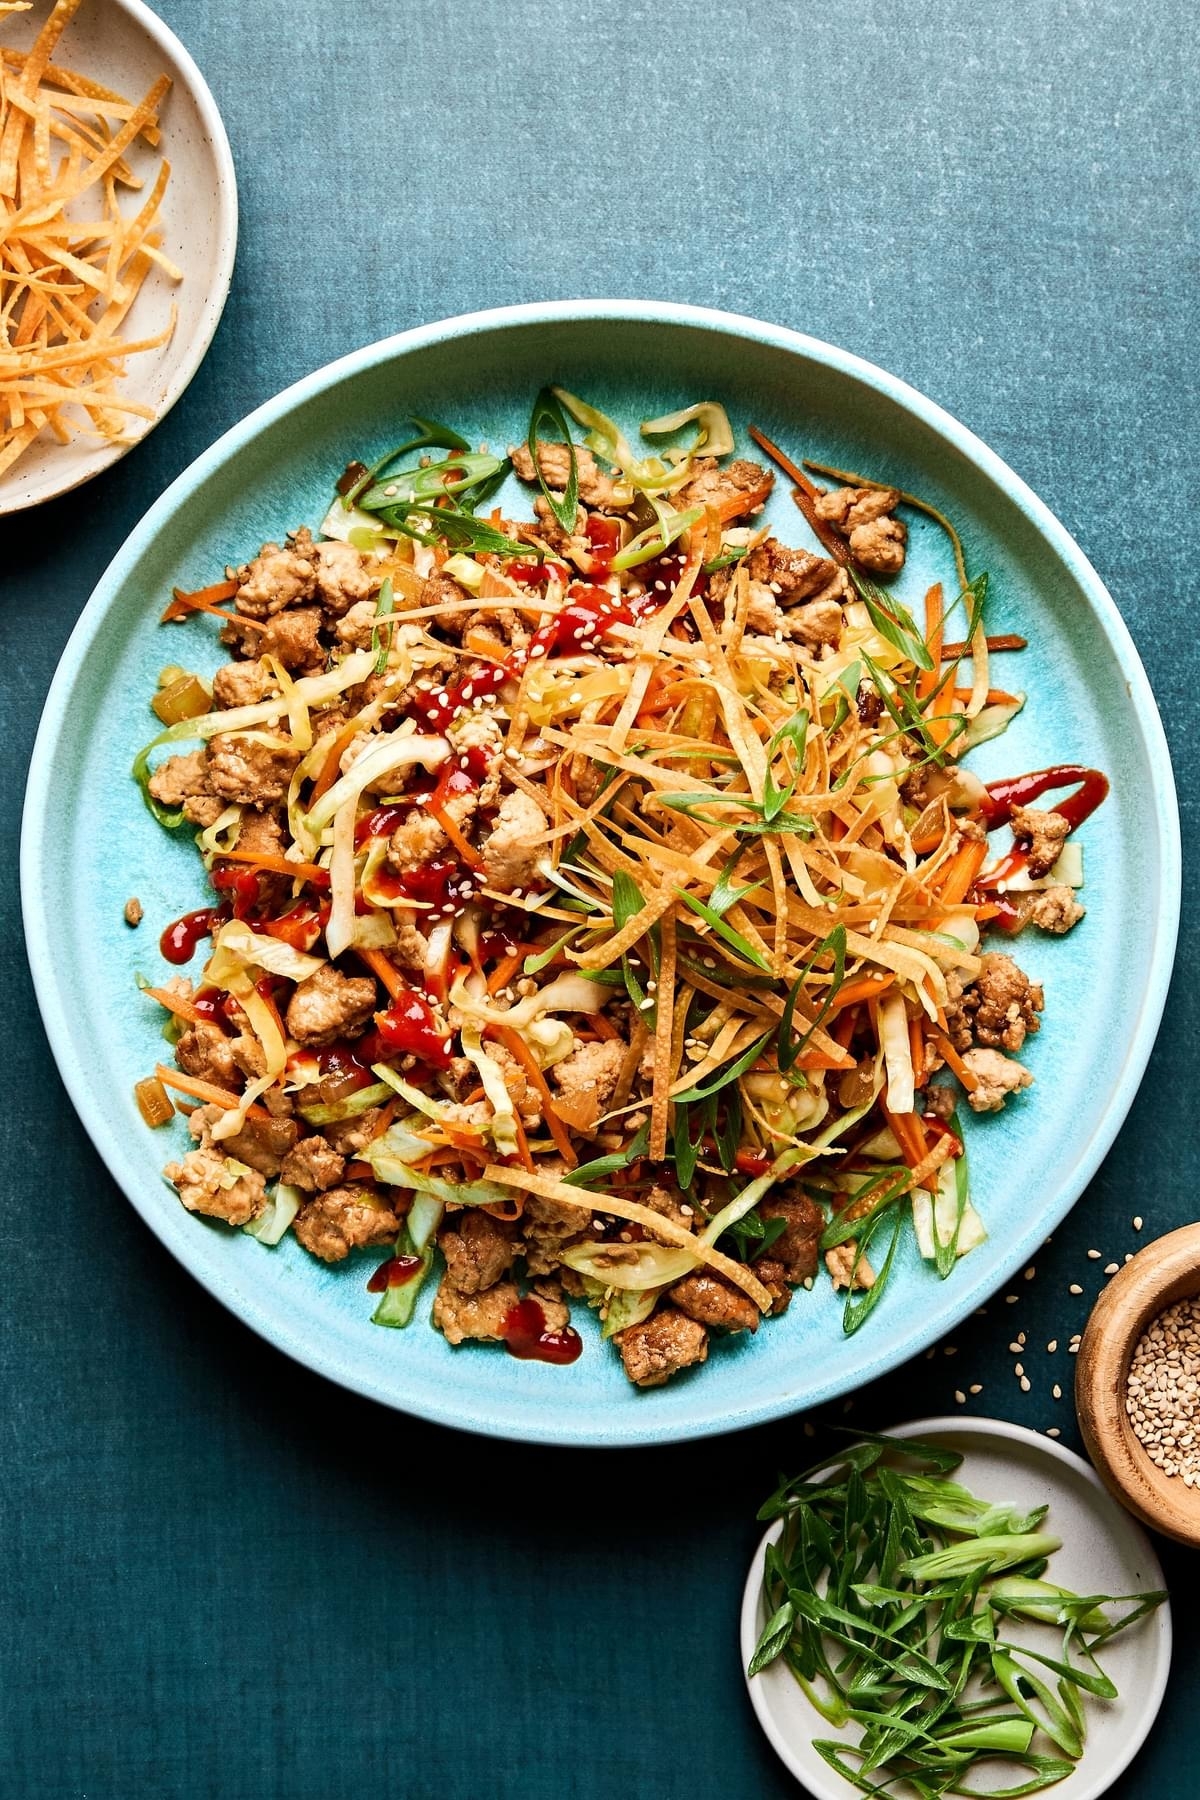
xmin=152 ymin=673 xmax=212 ymax=726
xmin=351 ymin=910 xmax=397 ymax=950
xmin=134 ymin=1076 xmax=174 ymax=1127
xmin=442 ymin=554 xmax=486 ymax=594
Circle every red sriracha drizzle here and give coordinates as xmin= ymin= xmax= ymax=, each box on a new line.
xmin=316 ymin=1041 xmax=376 ymax=1098
xmin=971 ymin=765 xmax=1109 ymax=922
xmin=160 ymin=905 xmax=228 ymax=964
xmin=585 ymin=514 xmax=620 ymax=574
xmin=406 ymin=581 xmax=633 ymax=733
xmin=978 ymin=765 xmax=1109 ymax=831
xmin=499 ymin=1295 xmax=583 ymax=1365
xmin=366 ymin=1254 xmax=424 ymax=1293
xmin=358 ymin=989 xmax=452 ymax=1069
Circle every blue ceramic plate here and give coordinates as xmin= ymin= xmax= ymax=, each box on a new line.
xmin=20 ymin=303 xmax=1181 ymax=1447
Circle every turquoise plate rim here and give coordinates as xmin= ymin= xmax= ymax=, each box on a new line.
xmin=20 ymin=301 xmax=1182 ymax=1446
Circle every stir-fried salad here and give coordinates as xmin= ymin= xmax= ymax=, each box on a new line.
xmin=132 ymin=388 xmax=1107 ymax=1386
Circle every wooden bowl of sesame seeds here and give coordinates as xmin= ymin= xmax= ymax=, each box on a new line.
xmin=1076 ymin=1222 xmax=1200 ymax=1546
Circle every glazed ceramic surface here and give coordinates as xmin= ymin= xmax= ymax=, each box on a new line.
xmin=741 ymin=1417 xmax=1172 ymax=1800
xmin=0 ymin=0 xmax=237 ymax=513
xmin=20 ymin=303 xmax=1181 ymax=1445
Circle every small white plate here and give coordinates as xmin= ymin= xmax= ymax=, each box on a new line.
xmin=0 ymin=0 xmax=237 ymax=513
xmin=741 ymin=1417 xmax=1172 ymax=1800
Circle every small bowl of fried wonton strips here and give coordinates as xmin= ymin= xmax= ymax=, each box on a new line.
xmin=0 ymin=0 xmax=236 ymax=512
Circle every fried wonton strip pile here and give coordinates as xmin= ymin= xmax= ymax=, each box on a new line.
xmin=0 ymin=0 xmax=179 ymax=476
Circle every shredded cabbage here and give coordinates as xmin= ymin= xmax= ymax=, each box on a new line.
xmin=244 ymin=1182 xmax=302 ymax=1245
xmin=324 ymin=797 xmax=358 ymax=959
xmin=458 ymin=1022 xmax=520 ymax=1157
xmin=879 ymin=990 xmax=915 ymax=1114
xmin=640 ymin=401 xmax=734 ymax=458
xmin=303 ymin=729 xmax=450 ymax=835
xmin=205 ymin=921 xmax=324 ymax=985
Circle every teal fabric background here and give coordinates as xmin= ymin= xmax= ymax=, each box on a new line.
xmin=1 ymin=1 xmax=1196 ymax=1795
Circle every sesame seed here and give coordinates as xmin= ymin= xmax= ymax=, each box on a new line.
xmin=1047 ymin=1339 xmax=1058 ymax=1353
xmin=1104 ymin=1262 xmax=1120 ymax=1275
xmin=1008 ymin=1341 xmax=1022 ymax=1354
xmin=803 ymin=1422 xmax=815 ymax=1437
xmin=1087 ymin=1249 xmax=1101 ymax=1260
xmin=1020 ymin=1376 xmax=1031 ymax=1392
xmin=925 ymin=1348 xmax=936 ymax=1360
xmin=1052 ymin=1384 xmax=1062 ymax=1399
xmin=969 ymin=1384 xmax=982 ymax=1395
xmin=1017 ymin=1332 xmax=1026 ymax=1345
xmin=1046 ymin=1427 xmax=1061 ymax=1438
xmin=1014 ymin=1362 xmax=1024 ymax=1377
xmin=1068 ymin=1343 xmax=1079 ymax=1355
xmin=1024 ymin=1266 xmax=1036 ymax=1280
xmin=954 ymin=1390 xmax=966 ymax=1404
xmin=943 ymin=1345 xmax=957 ymax=1356
xmin=1133 ymin=1216 xmax=1144 ymax=1230
xmin=1125 ymin=1295 xmax=1200 ymax=1481
xmin=1069 ymin=1284 xmax=1083 ymax=1295
xmin=1005 ymin=1294 xmax=1019 ymax=1304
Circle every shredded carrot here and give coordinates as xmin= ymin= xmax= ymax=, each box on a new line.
xmin=881 ymin=1100 xmax=929 ymax=1171
xmin=141 ymin=982 xmax=205 ymax=1025
xmin=830 ymin=971 xmax=896 ymax=1012
xmin=917 ymin=583 xmax=943 ymax=701
xmin=479 ymin=1195 xmax=525 ymax=1221
xmin=214 ymin=848 xmax=331 ymax=887
xmin=357 ymin=946 xmax=405 ymax=1002
xmin=940 ymin=633 xmax=1027 ymax=659
xmin=795 ymin=1046 xmax=858 ymax=1072
xmin=909 ymin=1013 xmax=926 ymax=1088
xmin=833 ymin=1007 xmax=859 ymax=1050
xmin=254 ymin=982 xmax=287 ymax=1045
xmin=509 ymin=1111 xmax=538 ymax=1174
xmin=308 ymin=714 xmax=367 ymax=807
xmin=486 ymin=950 xmax=525 ymax=997
xmin=929 ymin=1029 xmax=980 ymax=1093
xmin=489 ymin=1022 xmax=577 ymax=1168
xmin=429 ymin=801 xmax=485 ymax=872
xmin=153 ymin=1064 xmax=272 ymax=1123
xmin=747 ymin=425 xmax=849 ymax=563
xmin=160 ymin=580 xmax=239 ymax=622
xmin=589 ymin=1011 xmax=620 ymax=1041
xmin=952 ymin=686 xmax=1020 ymax=707
xmin=937 ymin=837 xmax=988 ymax=907
xmin=711 ymin=476 xmax=775 ymax=524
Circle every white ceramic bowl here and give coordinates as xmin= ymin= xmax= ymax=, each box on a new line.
xmin=0 ymin=0 xmax=237 ymax=513
xmin=741 ymin=1417 xmax=1172 ymax=1800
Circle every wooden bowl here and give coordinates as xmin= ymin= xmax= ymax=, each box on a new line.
xmin=1076 ymin=1223 xmax=1200 ymax=1546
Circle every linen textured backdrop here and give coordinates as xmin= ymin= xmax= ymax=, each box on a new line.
xmin=2 ymin=1 xmax=1196 ymax=1794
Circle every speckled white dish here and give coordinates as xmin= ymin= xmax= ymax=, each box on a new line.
xmin=0 ymin=0 xmax=237 ymax=514
xmin=741 ymin=1417 xmax=1172 ymax=1800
